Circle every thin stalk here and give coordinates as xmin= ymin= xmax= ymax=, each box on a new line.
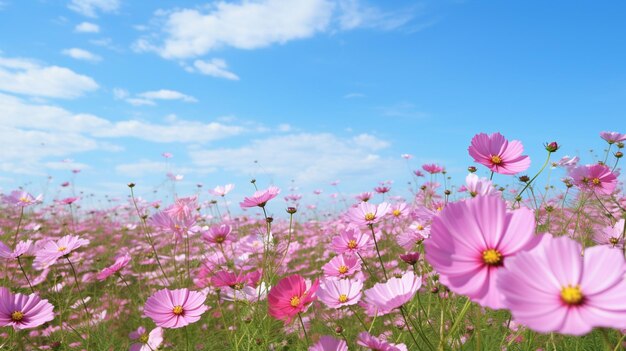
xmin=399 ymin=306 xmax=423 ymax=351
xmin=11 ymin=207 xmax=25 ymax=247
xmin=17 ymin=256 xmax=34 ymax=293
xmin=518 ymin=151 xmax=553 ymax=199
xmin=297 ymin=312 xmax=310 ymax=345
xmin=369 ymin=224 xmax=388 ymax=281
xmin=66 ymin=256 xmax=91 ymax=350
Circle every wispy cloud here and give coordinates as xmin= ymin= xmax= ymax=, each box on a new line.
xmin=379 ymin=102 xmax=428 ymax=119
xmin=62 ymin=48 xmax=102 ymax=62
xmin=68 ymin=0 xmax=120 ymax=18
xmin=74 ymin=21 xmax=100 ymax=33
xmin=187 ymin=59 xmax=240 ymax=81
xmin=188 ymin=132 xmax=397 ymax=184
xmin=113 ymin=88 xmax=198 ymax=105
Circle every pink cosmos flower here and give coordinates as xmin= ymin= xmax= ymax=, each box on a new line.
xmin=357 ymin=332 xmax=408 ymax=351
xmin=345 ymin=202 xmax=390 ymax=227
xmin=143 ymin=288 xmax=208 ymax=329
xmin=401 ymin=154 xmax=413 ymax=160
xmin=58 ymin=196 xmax=80 ymax=205
xmin=362 ymin=271 xmax=421 ymax=316
xmin=355 ymin=192 xmax=373 ymax=202
xmin=0 ymin=240 xmax=33 ymax=259
xmin=267 ymin=274 xmax=319 ymax=324
xmin=129 ymin=326 xmax=164 ymax=351
xmin=201 ymin=224 xmax=234 ymax=245
xmin=389 ymin=202 xmax=408 ymax=219
xmin=34 ymin=235 xmax=90 ymax=268
xmin=413 ymin=170 xmax=424 ymax=177
xmin=149 ymin=210 xmax=196 ymax=239
xmin=600 ymin=131 xmax=626 ymax=144
xmin=399 ymin=252 xmax=420 ymax=266
xmin=498 ymin=235 xmax=626 ymax=335
xmin=96 ymin=253 xmax=131 ymax=281
xmin=0 ymin=288 xmax=55 ymax=330
xmin=240 ymin=186 xmax=281 ymax=208
xmin=330 ymin=226 xmax=374 ymax=256
xmin=208 ymin=183 xmax=234 ymax=197
xmin=322 ymin=254 xmax=361 ymax=279
xmin=211 ymin=270 xmax=261 ymax=289
xmin=309 ymin=335 xmax=348 ymax=351
xmin=593 ymin=219 xmax=625 ymax=248
xmin=3 ymin=190 xmax=42 ymax=207
xmin=424 ymin=195 xmax=541 ymax=309
xmin=317 ymin=278 xmax=363 ymax=309
xmin=468 ymin=132 xmax=530 ymax=175
xmin=164 ymin=196 xmax=198 ymax=223
xmin=162 ymin=152 xmax=173 ymax=158
xmin=374 ymin=186 xmax=391 ymax=194
xmin=569 ymin=164 xmax=617 ymax=195
xmin=422 ymin=163 xmax=444 ymax=174
xmin=465 ymin=173 xmax=498 ymax=197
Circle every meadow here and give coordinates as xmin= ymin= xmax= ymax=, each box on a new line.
xmin=1 ymin=131 xmax=625 ymax=351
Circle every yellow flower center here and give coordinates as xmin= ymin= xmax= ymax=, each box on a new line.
xmin=610 ymin=237 xmax=619 ymax=246
xmin=290 ymin=296 xmax=301 ymax=307
xmin=482 ymin=249 xmax=503 ymax=266
xmin=11 ymin=311 xmax=24 ymax=322
xmin=560 ymin=285 xmax=584 ymax=305
xmin=140 ymin=333 xmax=149 ymax=343
xmin=347 ymin=240 xmax=358 ymax=249
xmin=338 ymin=265 xmax=349 ymax=274
xmin=591 ymin=178 xmax=601 ymax=185
xmin=216 ymin=236 xmax=225 ymax=243
xmin=416 ymin=224 xmax=424 ymax=230
xmin=19 ymin=197 xmax=30 ymax=203
xmin=364 ymin=213 xmax=376 ymax=221
xmin=232 ymin=283 xmax=244 ymax=290
xmin=172 ymin=305 xmax=184 ymax=315
xmin=57 ymin=246 xmax=67 ymax=252
xmin=392 ymin=209 xmax=401 ymax=217
xmin=338 ymin=294 xmax=348 ymax=303
xmin=491 ymin=155 xmax=502 ymax=165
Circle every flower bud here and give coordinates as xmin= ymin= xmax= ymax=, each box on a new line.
xmin=545 ymin=141 xmax=559 ymax=152
xmin=467 ymin=166 xmax=477 ymax=173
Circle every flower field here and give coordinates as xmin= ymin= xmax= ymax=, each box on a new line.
xmin=1 ymin=131 xmax=625 ymax=351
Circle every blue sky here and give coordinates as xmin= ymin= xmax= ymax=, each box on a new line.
xmin=0 ymin=0 xmax=624 ymax=208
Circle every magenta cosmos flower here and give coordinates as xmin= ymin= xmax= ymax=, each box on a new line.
xmin=600 ymin=131 xmax=626 ymax=144
xmin=317 ymin=278 xmax=363 ymax=309
xmin=322 ymin=254 xmax=361 ymax=279
xmin=129 ymin=326 xmax=164 ymax=351
xmin=143 ymin=288 xmax=208 ymax=329
xmin=498 ymin=235 xmax=626 ymax=335
xmin=309 ymin=335 xmax=348 ymax=351
xmin=422 ymin=163 xmax=444 ymax=174
xmin=34 ymin=235 xmax=90 ymax=268
xmin=468 ymin=132 xmax=530 ymax=175
xmin=331 ymin=225 xmax=374 ymax=256
xmin=240 ymin=185 xmax=280 ymax=208
xmin=0 ymin=288 xmax=55 ymax=329
xmin=357 ymin=332 xmax=407 ymax=351
xmin=267 ymin=274 xmax=319 ymax=324
xmin=362 ymin=271 xmax=421 ymax=316
xmin=569 ymin=164 xmax=617 ymax=195
xmin=345 ymin=202 xmax=390 ymax=227
xmin=96 ymin=253 xmax=131 ymax=281
xmin=424 ymin=195 xmax=541 ymax=309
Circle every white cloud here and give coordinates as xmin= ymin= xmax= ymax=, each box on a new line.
xmin=94 ymin=119 xmax=244 ymax=143
xmin=135 ymin=0 xmax=335 ymax=59
xmin=344 ymin=92 xmax=364 ymax=99
xmin=68 ymin=0 xmax=120 ymax=18
xmin=75 ymin=21 xmax=100 ymax=33
xmin=112 ymin=87 xmax=129 ymax=99
xmin=337 ymin=0 xmax=415 ymax=30
xmin=62 ymin=48 xmax=102 ymax=62
xmin=137 ymin=89 xmax=197 ymax=102
xmin=125 ymin=97 xmax=155 ymax=106
xmin=0 ymin=56 xmax=98 ymax=99
xmin=190 ymin=59 xmax=239 ymax=80
xmin=188 ymin=132 xmax=395 ymax=184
